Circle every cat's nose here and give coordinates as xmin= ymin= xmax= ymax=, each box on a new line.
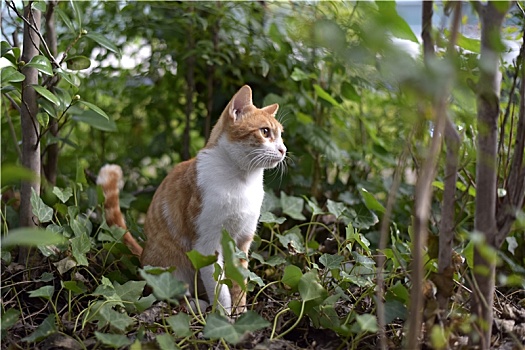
xmin=278 ymin=145 xmax=286 ymax=156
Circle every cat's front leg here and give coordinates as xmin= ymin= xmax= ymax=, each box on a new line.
xmin=199 ymin=251 xmax=232 ymax=313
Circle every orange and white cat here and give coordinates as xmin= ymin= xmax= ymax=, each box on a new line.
xmin=97 ymin=85 xmax=286 ymax=315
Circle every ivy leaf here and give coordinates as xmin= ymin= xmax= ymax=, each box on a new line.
xmin=221 ymin=230 xmax=246 ymax=289
xmin=280 ymin=192 xmax=306 ymax=220
xmin=139 ymin=266 xmax=188 ymax=303
xmin=28 ymin=285 xmax=54 ymax=300
xmin=347 ymin=203 xmax=379 ymax=230
xmin=52 ymin=187 xmax=73 ymax=203
xmin=31 ymin=187 xmax=53 ymax=223
xmin=25 ymin=55 xmax=53 ymax=76
xmin=360 ymin=187 xmax=385 ymax=214
xmin=86 ymin=32 xmax=121 ymax=57
xmin=61 ymin=280 xmax=87 ymax=294
xmin=94 ymin=332 xmax=132 ymax=348
xmin=281 ymin=264 xmax=303 ymax=290
xmin=187 ymin=250 xmax=217 ymax=270
xmin=2 ymin=228 xmax=65 ymax=248
xmin=202 ymin=313 xmax=240 ymax=343
xmin=326 ymin=199 xmax=346 ymax=219
xmin=354 ymin=313 xmax=378 ymax=333
xmin=259 ymin=211 xmax=286 ymax=224
xmin=70 ymin=233 xmax=91 ymax=266
xmin=298 ymin=271 xmax=328 ymax=302
xmin=1 ymin=309 xmax=20 ymax=337
xmin=156 ymin=334 xmax=180 ymax=350
xmin=113 ymin=280 xmax=146 ymax=304
xmin=32 ymin=84 xmax=60 ymax=105
xmin=319 ymin=253 xmax=344 ymax=270
xmin=277 ymin=228 xmax=305 ymax=255
xmin=99 ymin=307 xmax=135 ymax=332
xmin=166 ymin=313 xmax=192 ymax=337
xmin=22 ymin=314 xmax=56 ymax=342
xmin=234 ymin=311 xmax=270 ymax=334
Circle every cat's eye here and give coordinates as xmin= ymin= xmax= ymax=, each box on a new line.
xmin=260 ymin=127 xmax=271 ymax=138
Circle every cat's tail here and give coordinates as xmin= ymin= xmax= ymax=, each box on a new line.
xmin=97 ymin=164 xmax=143 ymax=257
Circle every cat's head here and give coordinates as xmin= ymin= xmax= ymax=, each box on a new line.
xmin=207 ymin=85 xmax=286 ymax=171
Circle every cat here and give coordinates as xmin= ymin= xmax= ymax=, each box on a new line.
xmin=97 ymin=85 xmax=287 ymax=315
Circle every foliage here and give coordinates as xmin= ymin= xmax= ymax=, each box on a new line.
xmin=1 ymin=1 xmax=524 ymax=349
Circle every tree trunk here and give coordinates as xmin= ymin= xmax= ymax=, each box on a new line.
xmin=406 ymin=3 xmax=461 ymax=348
xmin=18 ymin=3 xmax=42 ymax=263
xmin=471 ymin=2 xmax=510 ymax=347
xmin=43 ymin=0 xmax=59 ymax=186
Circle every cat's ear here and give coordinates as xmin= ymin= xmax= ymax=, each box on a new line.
xmin=261 ymin=103 xmax=279 ymax=117
xmin=229 ymin=85 xmax=253 ymax=121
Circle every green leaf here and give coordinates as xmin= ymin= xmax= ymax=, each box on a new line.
xmin=86 ymin=33 xmax=121 ymax=57
xmin=455 ymin=32 xmax=480 ymax=53
xmin=139 ymin=267 xmax=188 ymax=303
xmin=134 ymin=294 xmax=156 ymax=313
xmin=156 ymin=334 xmax=180 ymax=350
xmin=304 ymin=197 xmax=324 ymax=216
xmin=326 ymin=199 xmax=346 ymax=219
xmin=298 ymin=271 xmax=328 ymax=302
xmin=1 ymin=66 xmax=25 ymax=84
xmin=58 ymin=70 xmax=81 ymax=87
xmin=281 ymin=264 xmax=302 ymax=289
xmin=313 ymin=84 xmax=339 ymax=107
xmin=360 ymin=188 xmax=385 ymax=214
xmin=1 ymin=41 xmax=13 ymax=57
xmin=290 ymin=67 xmax=310 ymax=81
xmin=1 ymin=309 xmax=20 ymax=336
xmin=384 ymin=299 xmax=406 ymax=324
xmin=55 ymin=7 xmax=75 ymax=33
xmin=70 ymin=0 xmax=82 ymax=30
xmin=259 ymin=211 xmax=286 ymax=224
xmin=376 ymin=1 xmax=419 ymax=43
xmin=25 ymin=55 xmax=53 ymax=76
xmin=2 ymin=228 xmax=66 ymax=248
xmin=221 ymin=230 xmax=246 ymax=289
xmin=22 ymin=314 xmax=56 ymax=342
xmin=202 ymin=313 xmax=240 ymax=343
xmin=166 ymin=313 xmax=192 ymax=337
xmin=37 ymin=112 xmax=49 ymax=128
xmin=76 ymin=100 xmax=110 ymax=120
xmin=187 ymin=250 xmax=217 ymax=270
xmin=280 ymin=192 xmax=306 ymax=220
xmin=52 ymin=187 xmax=73 ymax=203
xmin=72 ymin=110 xmax=117 ymax=132
xmin=66 ymin=55 xmax=91 ymax=70
xmin=28 ymin=285 xmax=54 ymax=300
xmin=234 ymin=311 xmax=270 ymax=333
xmin=341 ymin=81 xmax=360 ymax=102
xmin=347 ymin=203 xmax=379 ymax=230
xmin=277 ymin=228 xmax=305 ymax=255
xmin=61 ymin=280 xmax=87 ymax=294
xmin=32 ymin=84 xmax=60 ymax=105
xmin=71 ymin=234 xmax=91 ymax=266
xmin=319 ymin=254 xmax=344 ymax=270
xmin=354 ymin=313 xmax=378 ymax=333
xmin=32 ymin=0 xmax=46 ymax=12
xmin=99 ymin=307 xmax=135 ymax=331
xmin=113 ymin=280 xmax=146 ymax=303
xmin=94 ymin=332 xmax=132 ymax=348
xmin=1 ymin=164 xmax=38 ymax=186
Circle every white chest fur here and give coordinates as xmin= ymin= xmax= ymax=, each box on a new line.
xmin=195 ymin=146 xmax=265 ymax=243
